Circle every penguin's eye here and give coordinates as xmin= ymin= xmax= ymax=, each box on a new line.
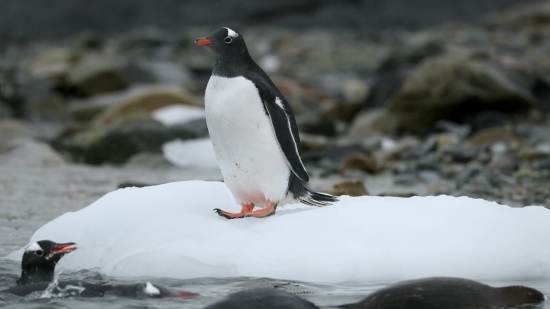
xmin=35 ymin=250 xmax=44 ymax=257
xmin=224 ymin=37 xmax=232 ymax=44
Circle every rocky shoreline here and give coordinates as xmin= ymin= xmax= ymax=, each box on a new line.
xmin=1 ymin=1 xmax=550 ymax=253
xmin=0 ymin=0 xmax=539 ymax=39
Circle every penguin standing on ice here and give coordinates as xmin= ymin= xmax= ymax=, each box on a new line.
xmin=196 ymin=27 xmax=337 ymax=219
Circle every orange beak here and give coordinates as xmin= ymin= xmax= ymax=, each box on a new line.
xmin=46 ymin=242 xmax=77 ymax=259
xmin=195 ymin=38 xmax=212 ymax=46
xmin=51 ymin=242 xmax=77 ymax=254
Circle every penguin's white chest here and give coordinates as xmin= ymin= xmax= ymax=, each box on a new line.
xmin=205 ymin=75 xmax=290 ymax=206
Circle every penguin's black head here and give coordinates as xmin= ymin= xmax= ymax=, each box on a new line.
xmin=17 ymin=240 xmax=77 ymax=285
xmin=195 ymin=27 xmax=249 ymax=60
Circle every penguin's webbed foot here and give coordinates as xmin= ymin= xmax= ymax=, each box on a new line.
xmin=214 ymin=208 xmax=246 ymax=219
xmin=214 ymin=204 xmax=254 ymax=219
xmin=213 ymin=202 xmax=276 ymax=219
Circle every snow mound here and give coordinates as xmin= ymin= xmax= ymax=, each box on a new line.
xmin=7 ymin=181 xmax=550 ymax=283
xmin=162 ymin=138 xmax=219 ymax=172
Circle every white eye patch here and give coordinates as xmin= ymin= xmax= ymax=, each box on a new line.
xmin=224 ymin=27 xmax=238 ymax=38
xmin=26 ymin=242 xmax=43 ymax=252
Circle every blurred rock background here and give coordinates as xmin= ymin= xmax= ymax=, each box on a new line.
xmin=1 ymin=0 xmax=550 ymax=243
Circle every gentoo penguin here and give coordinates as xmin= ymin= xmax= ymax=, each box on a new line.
xmin=4 ymin=240 xmax=197 ymax=299
xmin=17 ymin=240 xmax=76 ymax=285
xmin=339 ymin=277 xmax=547 ymax=309
xmin=196 ymin=27 xmax=337 ymax=219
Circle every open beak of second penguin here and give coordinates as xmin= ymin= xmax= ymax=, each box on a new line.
xmin=47 ymin=242 xmax=77 ymax=259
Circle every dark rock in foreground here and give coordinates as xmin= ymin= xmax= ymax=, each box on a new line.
xmin=204 ymin=278 xmax=545 ymax=309
xmin=204 ymin=288 xmax=317 ymax=309
xmin=340 ymin=277 xmax=545 ymax=309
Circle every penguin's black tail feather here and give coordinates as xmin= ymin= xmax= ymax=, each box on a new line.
xmin=299 ymin=190 xmax=338 ymax=207
xmin=287 ymin=173 xmax=338 ymax=207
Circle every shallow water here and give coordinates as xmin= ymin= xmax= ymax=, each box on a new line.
xmin=1 ymin=257 xmax=549 ymax=309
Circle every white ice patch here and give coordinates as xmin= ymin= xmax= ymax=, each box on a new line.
xmin=224 ymin=27 xmax=238 ymax=38
xmin=274 ymin=97 xmax=284 ymax=109
xmin=162 ymin=138 xmax=220 ymax=172
xmin=381 ymin=138 xmax=397 ymax=151
xmin=7 ymin=181 xmax=550 ymax=284
xmin=144 ymin=282 xmax=160 ymax=296
xmin=26 ymin=242 xmax=42 ymax=252
xmin=152 ymin=104 xmax=205 ymax=127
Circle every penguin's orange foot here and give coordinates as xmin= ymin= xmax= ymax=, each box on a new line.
xmin=214 ymin=202 xmax=276 ymax=219
xmin=214 ymin=204 xmax=254 ymax=219
xmin=214 ymin=208 xmax=246 ymax=219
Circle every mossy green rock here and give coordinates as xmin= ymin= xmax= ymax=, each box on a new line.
xmin=325 ymin=181 xmax=369 ymax=197
xmin=67 ymin=53 xmax=126 ymax=96
xmin=51 ymin=118 xmax=196 ymax=165
xmin=29 ymin=48 xmax=77 ymax=79
xmin=374 ymin=53 xmax=537 ymax=133
xmin=68 ymin=85 xmax=197 ymax=123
